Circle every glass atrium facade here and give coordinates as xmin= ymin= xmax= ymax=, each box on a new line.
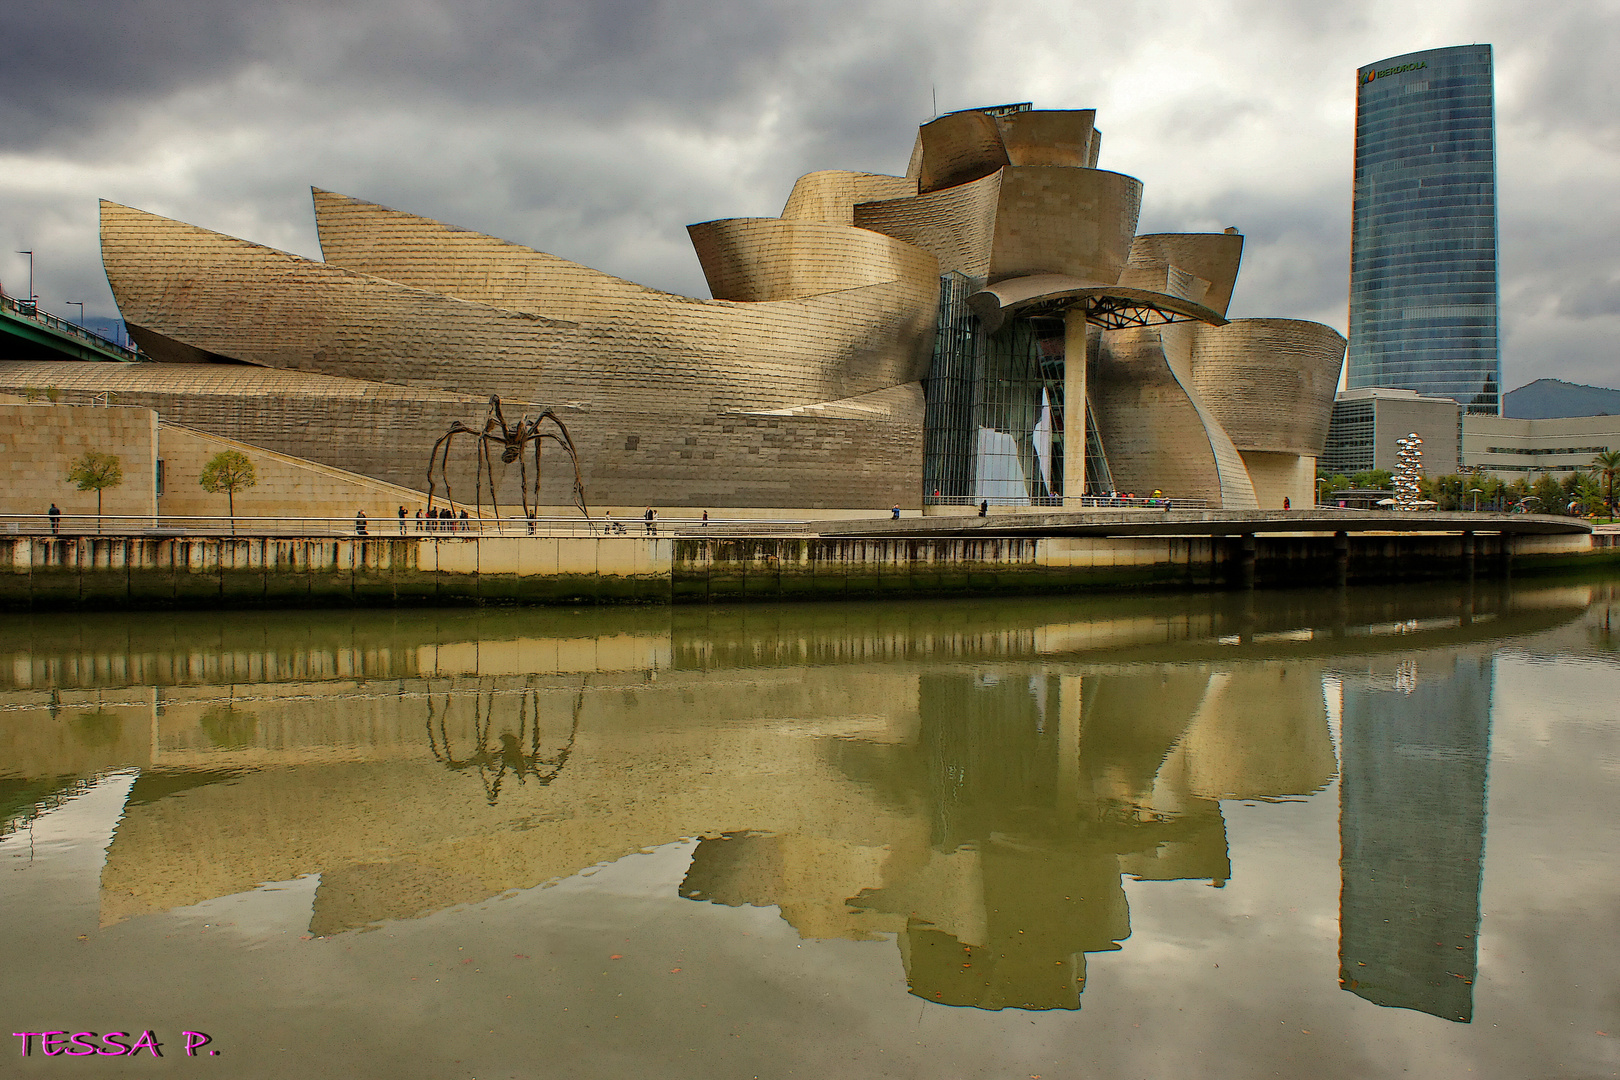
xmin=1348 ymin=45 xmax=1501 ymax=414
xmin=922 ymin=274 xmax=1075 ymax=505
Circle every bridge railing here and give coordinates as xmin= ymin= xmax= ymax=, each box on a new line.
xmin=0 ymin=294 xmax=146 ymax=362
xmin=925 ymin=494 xmax=1210 ymax=510
xmin=0 ymin=514 xmax=814 ymax=539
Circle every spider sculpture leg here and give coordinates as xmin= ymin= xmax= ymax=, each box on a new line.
xmin=517 ymin=448 xmax=530 ymax=521
xmin=552 ymin=414 xmax=589 ymax=516
xmin=537 ymin=433 xmax=550 ymax=521
xmin=539 ymin=426 xmax=590 ymax=520
xmin=438 ymin=430 xmax=461 ymax=513
xmin=427 ymin=426 xmax=470 ymax=514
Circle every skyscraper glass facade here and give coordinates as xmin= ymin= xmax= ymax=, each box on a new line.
xmin=1349 ymin=45 xmax=1501 ymax=414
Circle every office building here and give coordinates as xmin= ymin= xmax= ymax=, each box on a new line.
xmin=1321 ymin=387 xmax=1461 ymax=476
xmin=1348 ymin=45 xmax=1500 ymax=414
xmin=1461 ymin=412 xmax=1620 ymax=478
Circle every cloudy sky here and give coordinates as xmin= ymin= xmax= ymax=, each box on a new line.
xmin=2 ymin=0 xmax=1616 ymax=390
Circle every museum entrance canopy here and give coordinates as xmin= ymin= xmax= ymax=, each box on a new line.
xmin=966 ymin=274 xmax=1229 ymax=333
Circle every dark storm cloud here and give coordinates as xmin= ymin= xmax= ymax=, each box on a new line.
xmin=4 ymin=0 xmax=1619 ymax=390
xmin=0 ymin=0 xmax=256 ymax=150
xmin=1 ymin=0 xmax=950 ymax=157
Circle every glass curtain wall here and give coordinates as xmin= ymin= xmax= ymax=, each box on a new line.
xmin=923 ymin=273 xmax=978 ymax=502
xmin=925 ymin=276 xmax=1114 ymax=505
xmin=973 ymin=318 xmax=1065 ymax=505
xmin=1349 ymin=44 xmax=1500 ymax=414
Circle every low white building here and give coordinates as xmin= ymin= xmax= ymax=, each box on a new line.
xmin=1461 ymin=414 xmax=1620 ymax=478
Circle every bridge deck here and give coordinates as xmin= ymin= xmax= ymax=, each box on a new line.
xmin=1 ymin=295 xmax=143 ymax=364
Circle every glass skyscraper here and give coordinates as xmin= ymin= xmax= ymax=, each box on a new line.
xmin=1349 ymin=44 xmax=1501 ymax=414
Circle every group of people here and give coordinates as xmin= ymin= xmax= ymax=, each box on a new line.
xmin=349 ymin=505 xmax=721 ymax=538
xmin=362 ymin=505 xmax=471 ymax=535
xmin=598 ymin=508 xmax=708 ymax=535
xmin=1088 ymin=490 xmax=1172 ymax=510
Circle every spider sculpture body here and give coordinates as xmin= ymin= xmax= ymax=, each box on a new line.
xmin=425 ymin=396 xmax=590 ymax=522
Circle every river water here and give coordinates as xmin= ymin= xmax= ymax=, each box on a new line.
xmin=1 ymin=580 xmax=1616 ymax=1078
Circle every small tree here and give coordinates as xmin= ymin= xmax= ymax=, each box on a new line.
xmin=1351 ymin=469 xmax=1394 ymax=491
xmin=1592 ymin=449 xmax=1620 ymax=519
xmin=199 ymin=450 xmax=257 ymax=520
xmin=1531 ymin=474 xmax=1566 ymax=515
xmin=65 ymin=451 xmax=123 ymax=525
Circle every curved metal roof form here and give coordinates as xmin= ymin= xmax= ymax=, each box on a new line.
xmin=73 ymin=103 xmax=1346 ymax=514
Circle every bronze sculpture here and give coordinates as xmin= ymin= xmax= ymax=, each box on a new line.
xmin=425 ymin=395 xmax=589 ymax=523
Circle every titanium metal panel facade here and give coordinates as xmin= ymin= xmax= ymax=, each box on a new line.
xmin=1349 ymin=45 xmax=1501 ymax=414
xmin=73 ymin=105 xmax=1347 ymax=512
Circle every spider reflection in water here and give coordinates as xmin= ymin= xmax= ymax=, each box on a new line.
xmin=424 ymin=684 xmax=582 ymax=804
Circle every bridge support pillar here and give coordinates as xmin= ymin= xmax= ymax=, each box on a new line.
xmin=1239 ymin=532 xmax=1256 ymax=590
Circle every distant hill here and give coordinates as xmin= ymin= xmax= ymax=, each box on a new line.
xmin=1503 ymin=379 xmax=1620 ymax=419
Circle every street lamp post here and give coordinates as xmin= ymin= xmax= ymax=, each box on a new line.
xmin=66 ymin=300 xmax=85 ymax=325
xmin=14 ymin=250 xmax=35 ymax=310
xmin=1468 ymin=487 xmax=1482 ymax=512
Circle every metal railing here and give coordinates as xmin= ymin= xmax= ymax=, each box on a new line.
xmin=925 ymin=494 xmax=1210 ymax=510
xmin=0 ymin=514 xmax=815 ymax=539
xmin=0 ymin=294 xmax=145 ymax=362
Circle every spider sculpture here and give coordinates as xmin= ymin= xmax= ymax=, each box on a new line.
xmin=425 ymin=395 xmax=590 ymax=521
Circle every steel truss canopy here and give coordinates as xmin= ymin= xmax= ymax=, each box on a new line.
xmin=967 ymin=274 xmax=1228 ymax=333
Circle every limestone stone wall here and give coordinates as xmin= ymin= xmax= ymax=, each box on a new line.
xmin=0 ymin=401 xmax=157 ymax=518
xmin=0 ymin=361 xmax=922 ymax=510
xmin=156 ymin=423 xmax=436 ymax=521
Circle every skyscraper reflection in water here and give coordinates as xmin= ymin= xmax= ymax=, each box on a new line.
xmin=1339 ymin=654 xmax=1492 ymax=1022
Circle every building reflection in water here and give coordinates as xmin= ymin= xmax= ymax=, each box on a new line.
xmin=0 ymin=585 xmax=1592 ymax=1012
xmin=1338 ymin=654 xmax=1492 ymax=1023
xmin=683 ymin=662 xmax=1336 ymax=1010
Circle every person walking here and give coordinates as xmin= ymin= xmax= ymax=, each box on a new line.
xmin=644 ymin=507 xmax=656 ymax=535
xmin=48 ymin=503 xmax=60 ymax=535
xmin=398 ymin=505 xmax=407 ymax=534
xmin=892 ymin=505 xmax=901 ymax=520
xmin=459 ymin=509 xmax=469 ymax=532
xmin=701 ymin=510 xmax=709 ymax=527
xmin=978 ymin=500 xmax=988 ymax=517
xmin=1283 ymin=496 xmax=1291 ymax=510
xmin=415 ymin=508 xmax=423 ymax=532
xmin=355 ymin=509 xmax=367 ymax=536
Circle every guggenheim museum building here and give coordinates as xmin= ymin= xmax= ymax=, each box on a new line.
xmin=0 ymin=103 xmax=1346 ymax=514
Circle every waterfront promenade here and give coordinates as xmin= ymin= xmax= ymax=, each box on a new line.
xmin=0 ymin=509 xmax=1611 ymax=610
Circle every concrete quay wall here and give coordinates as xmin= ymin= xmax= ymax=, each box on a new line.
xmin=0 ymin=530 xmax=1613 ymax=610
